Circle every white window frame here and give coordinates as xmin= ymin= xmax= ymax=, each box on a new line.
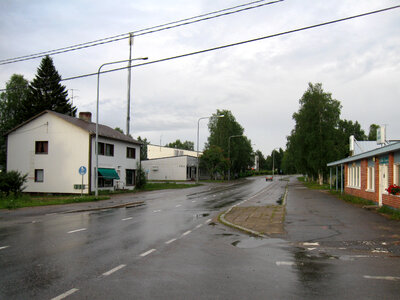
xmin=394 ymin=164 xmax=400 ymax=187
xmin=366 ymin=166 xmax=375 ymax=191
xmin=347 ymin=165 xmax=361 ymax=189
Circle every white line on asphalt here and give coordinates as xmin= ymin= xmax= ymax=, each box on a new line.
xmin=182 ymin=230 xmax=191 ymax=237
xmin=165 ymin=238 xmax=177 ymax=244
xmin=153 ymin=210 xmax=162 ymax=213
xmin=140 ymin=249 xmax=156 ymax=257
xmin=205 ymin=219 xmax=212 ymax=223
xmin=102 ymin=264 xmax=126 ymax=276
xmin=276 ymin=261 xmax=295 ymax=266
xmin=0 ymin=246 xmax=10 ymax=250
xmin=122 ymin=217 xmax=133 ymax=221
xmin=192 ymin=200 xmax=196 ymax=203
xmin=307 ymin=248 xmax=317 ymax=251
xmin=175 ymin=204 xmax=182 ymax=208
xmin=67 ymin=228 xmax=87 ymax=234
xmin=302 ymin=242 xmax=319 ymax=246
xmin=203 ymin=197 xmax=207 ymax=200
xmin=363 ymin=275 xmax=400 ymax=281
xmin=195 ymin=224 xmax=203 ymax=229
xmin=51 ymin=288 xmax=79 ymax=300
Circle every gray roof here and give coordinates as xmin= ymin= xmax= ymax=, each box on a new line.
xmin=6 ymin=110 xmax=142 ymax=145
xmin=327 ymin=141 xmax=400 ymax=167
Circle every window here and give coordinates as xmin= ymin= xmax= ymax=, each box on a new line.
xmin=35 ymin=169 xmax=44 ymax=182
xmin=126 ymin=169 xmax=136 ymax=186
xmin=367 ymin=166 xmax=374 ymax=191
xmin=98 ymin=177 xmax=113 ymax=187
xmin=98 ymin=142 xmax=114 ymax=156
xmin=35 ymin=141 xmax=48 ymax=154
xmin=394 ymin=164 xmax=400 ymax=186
xmin=127 ymin=147 xmax=136 ymax=159
xmin=347 ymin=165 xmax=361 ymax=188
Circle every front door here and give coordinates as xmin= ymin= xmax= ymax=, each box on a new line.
xmin=378 ymin=164 xmax=388 ymax=206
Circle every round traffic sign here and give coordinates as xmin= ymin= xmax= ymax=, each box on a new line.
xmin=79 ymin=166 xmax=87 ymax=175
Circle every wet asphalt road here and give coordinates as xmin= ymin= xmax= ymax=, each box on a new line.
xmin=1 ymin=176 xmax=400 ymax=299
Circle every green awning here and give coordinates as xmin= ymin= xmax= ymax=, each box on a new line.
xmin=98 ymin=168 xmax=120 ymax=180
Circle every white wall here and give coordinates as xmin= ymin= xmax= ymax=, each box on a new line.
xmin=147 ymin=144 xmax=200 ymax=159
xmin=7 ymin=113 xmax=90 ymax=194
xmin=90 ymin=137 xmax=140 ymax=190
xmin=142 ymin=156 xmax=189 ymax=181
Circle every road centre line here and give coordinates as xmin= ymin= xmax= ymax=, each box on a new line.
xmin=165 ymin=238 xmax=177 ymax=244
xmin=175 ymin=204 xmax=182 ymax=208
xmin=51 ymin=288 xmax=79 ymax=300
xmin=122 ymin=217 xmax=133 ymax=221
xmin=363 ymin=275 xmax=400 ymax=281
xmin=195 ymin=224 xmax=203 ymax=229
xmin=140 ymin=249 xmax=156 ymax=257
xmin=205 ymin=219 xmax=212 ymax=223
xmin=182 ymin=230 xmax=191 ymax=237
xmin=67 ymin=228 xmax=87 ymax=234
xmin=102 ymin=264 xmax=126 ymax=276
xmin=153 ymin=209 xmax=162 ymax=213
xmin=276 ymin=261 xmax=295 ymax=266
xmin=0 ymin=246 xmax=10 ymax=250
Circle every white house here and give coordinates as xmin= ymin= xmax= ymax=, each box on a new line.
xmin=147 ymin=144 xmax=200 ymax=159
xmin=6 ymin=110 xmax=141 ymax=194
xmin=142 ymin=155 xmax=198 ymax=181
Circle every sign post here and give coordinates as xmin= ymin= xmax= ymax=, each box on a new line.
xmin=79 ymin=166 xmax=87 ymax=196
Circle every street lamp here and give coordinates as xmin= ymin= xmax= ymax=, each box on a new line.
xmin=196 ymin=114 xmax=224 ymax=183
xmin=272 ymin=147 xmax=280 ymax=178
xmin=95 ymin=57 xmax=148 ymax=197
xmin=228 ymin=135 xmax=244 ymax=181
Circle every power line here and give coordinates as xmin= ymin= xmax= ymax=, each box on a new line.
xmin=1 ymin=4 xmax=399 ymax=92
xmin=0 ymin=0 xmax=283 ymax=65
xmin=59 ymin=5 xmax=400 ymax=82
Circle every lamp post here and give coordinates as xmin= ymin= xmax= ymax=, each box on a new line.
xmin=228 ymin=135 xmax=243 ymax=181
xmin=196 ymin=114 xmax=224 ymax=183
xmin=95 ymin=57 xmax=148 ymax=197
xmin=272 ymin=147 xmax=280 ymax=178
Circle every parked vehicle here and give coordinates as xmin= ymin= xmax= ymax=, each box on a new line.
xmin=265 ymin=176 xmax=273 ymax=181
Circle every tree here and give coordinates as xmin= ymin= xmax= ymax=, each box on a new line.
xmin=166 ymin=139 xmax=194 ymax=150
xmin=137 ymin=136 xmax=149 ymax=160
xmin=368 ymin=124 xmax=379 ymax=141
xmin=336 ymin=119 xmax=366 ymax=157
xmin=200 ymin=146 xmax=229 ymax=180
xmin=114 ymin=127 xmax=124 ymax=134
xmin=289 ymin=83 xmax=341 ymax=183
xmin=0 ymin=74 xmax=30 ymax=167
xmin=206 ymin=109 xmax=253 ymax=176
xmin=23 ymin=55 xmax=76 ymax=120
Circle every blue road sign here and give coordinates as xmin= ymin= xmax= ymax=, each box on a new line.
xmin=79 ymin=166 xmax=87 ymax=175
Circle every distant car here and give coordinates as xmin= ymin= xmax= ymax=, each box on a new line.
xmin=266 ymin=176 xmax=273 ymax=181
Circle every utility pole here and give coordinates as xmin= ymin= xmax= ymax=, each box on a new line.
xmin=126 ymin=33 xmax=133 ymax=135
xmin=68 ymin=89 xmax=79 ymax=106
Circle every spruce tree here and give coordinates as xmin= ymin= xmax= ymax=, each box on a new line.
xmin=25 ymin=55 xmax=76 ymax=120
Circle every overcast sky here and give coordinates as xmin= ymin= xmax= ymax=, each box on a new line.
xmin=1 ymin=0 xmax=399 ymax=156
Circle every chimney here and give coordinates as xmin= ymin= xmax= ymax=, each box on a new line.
xmin=79 ymin=112 xmax=92 ymax=123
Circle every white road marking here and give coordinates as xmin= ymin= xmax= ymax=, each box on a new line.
xmin=153 ymin=210 xmax=162 ymax=213
xmin=102 ymin=264 xmax=126 ymax=276
xmin=122 ymin=217 xmax=133 ymax=221
xmin=175 ymin=204 xmax=182 ymax=208
xmin=165 ymin=238 xmax=177 ymax=244
xmin=307 ymin=248 xmax=317 ymax=251
xmin=203 ymin=197 xmax=207 ymax=200
xmin=302 ymin=242 xmax=319 ymax=246
xmin=192 ymin=200 xmax=196 ymax=203
xmin=182 ymin=230 xmax=191 ymax=237
xmin=0 ymin=246 xmax=10 ymax=250
xmin=276 ymin=261 xmax=295 ymax=266
xmin=51 ymin=288 xmax=79 ymax=300
xmin=205 ymin=219 xmax=212 ymax=223
xmin=140 ymin=249 xmax=156 ymax=257
xmin=195 ymin=224 xmax=203 ymax=229
xmin=363 ymin=275 xmax=400 ymax=281
xmin=67 ymin=228 xmax=87 ymax=234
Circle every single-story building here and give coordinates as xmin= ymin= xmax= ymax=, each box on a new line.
xmin=6 ymin=110 xmax=141 ymax=194
xmin=141 ymin=155 xmax=198 ymax=181
xmin=147 ymin=144 xmax=200 ymax=159
xmin=327 ymin=141 xmax=400 ymax=209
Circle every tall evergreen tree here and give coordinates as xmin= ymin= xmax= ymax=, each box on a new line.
xmin=24 ymin=55 xmax=76 ymax=120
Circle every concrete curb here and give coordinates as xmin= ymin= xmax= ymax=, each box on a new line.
xmin=63 ymin=201 xmax=145 ymax=214
xmin=218 ymin=182 xmax=289 ymax=238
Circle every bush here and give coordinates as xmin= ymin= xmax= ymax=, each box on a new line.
xmin=0 ymin=171 xmax=28 ymax=197
xmin=136 ymin=164 xmax=147 ymax=189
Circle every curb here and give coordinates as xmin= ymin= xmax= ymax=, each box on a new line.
xmin=218 ymin=182 xmax=289 ymax=238
xmin=63 ymin=201 xmax=145 ymax=213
